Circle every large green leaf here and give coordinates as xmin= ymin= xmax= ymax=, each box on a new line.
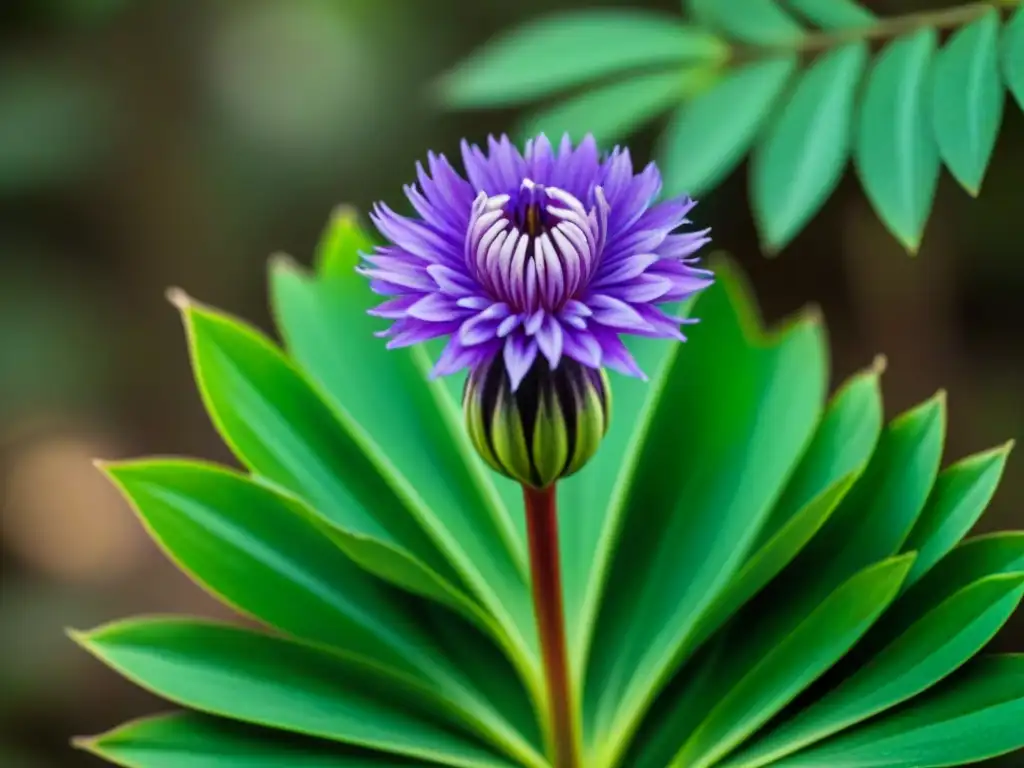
xmin=101 ymin=460 xmax=544 ymax=766
xmin=559 ymin=295 xmax=695 ymax=686
xmin=80 ymin=713 xmax=432 ymax=767
xmin=670 ymin=554 xmax=915 ymax=768
xmin=584 ymin=260 xmax=828 ymax=763
xmin=855 ymin=28 xmax=940 ymax=253
xmin=721 ymin=543 xmax=1024 ymax=766
xmin=628 ymin=554 xmax=913 ymax=768
xmin=786 ymin=392 xmax=945 ymax=598
xmin=520 ymin=70 xmax=704 ymax=150
xmin=1004 ymin=6 xmax=1024 ymax=112
xmin=658 ymin=57 xmax=798 ymax=198
xmin=772 ymin=655 xmax=1024 ymax=767
xmin=174 ymin=292 xmax=457 ymax=586
xmin=687 ymin=0 xmax=804 ymax=45
xmin=780 ymin=0 xmax=875 ymax=29
xmin=752 ymin=42 xmax=868 ymax=252
xmin=688 ymin=361 xmax=884 ymax=649
xmin=74 ymin=620 xmax=517 ymax=768
xmin=268 ymin=243 xmax=537 ymax=678
xmin=901 ymin=443 xmax=1013 ymax=587
xmin=437 ymin=10 xmax=727 ymax=107
xmin=178 ymin=282 xmax=541 ymax=691
xmin=931 ymin=10 xmax=1004 ymax=195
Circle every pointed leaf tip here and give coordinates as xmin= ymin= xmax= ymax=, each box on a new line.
xmin=165 ymin=286 xmax=191 ymax=311
xmin=871 ymin=354 xmax=888 ymax=375
xmin=856 ymin=29 xmax=940 ymax=253
xmin=931 ymin=10 xmax=1003 ymax=196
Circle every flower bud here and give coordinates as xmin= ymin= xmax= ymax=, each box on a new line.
xmin=463 ymin=355 xmax=611 ymax=489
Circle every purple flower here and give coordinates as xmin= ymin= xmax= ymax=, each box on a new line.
xmin=360 ymin=133 xmax=713 ymax=391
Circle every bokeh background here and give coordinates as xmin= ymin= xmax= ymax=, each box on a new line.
xmin=1 ymin=1 xmax=1021 ymax=766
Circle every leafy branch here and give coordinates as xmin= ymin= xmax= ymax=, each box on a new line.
xmin=439 ymin=0 xmax=1024 ymax=254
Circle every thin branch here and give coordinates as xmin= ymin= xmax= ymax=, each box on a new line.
xmin=737 ymin=0 xmax=1020 ymax=59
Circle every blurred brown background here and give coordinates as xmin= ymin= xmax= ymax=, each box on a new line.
xmin=0 ymin=1 xmax=1021 ymax=766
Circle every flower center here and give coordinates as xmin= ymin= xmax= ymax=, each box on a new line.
xmin=465 ymin=178 xmax=608 ymax=314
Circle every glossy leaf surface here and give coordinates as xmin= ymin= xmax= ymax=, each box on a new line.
xmin=931 ymin=11 xmax=1004 ymax=194
xmin=856 ymin=29 xmax=940 ymax=252
xmin=76 ymin=620 xmax=517 ymax=768
xmin=753 ymin=42 xmax=868 ymax=252
xmin=659 ymin=57 xmax=798 ymax=198
xmin=437 ymin=10 xmax=727 ymax=107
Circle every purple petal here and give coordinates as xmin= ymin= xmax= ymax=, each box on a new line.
xmin=526 ymin=134 xmax=555 ymax=185
xmin=433 ymin=336 xmax=500 ymax=378
xmin=367 ymin=295 xmax=422 ymax=318
xmin=407 ymin=293 xmax=467 ymax=322
xmin=591 ymin=328 xmax=647 ymax=379
xmin=461 ymin=140 xmax=502 ymax=193
xmin=504 ymin=333 xmax=539 ymax=391
xmin=427 ymin=264 xmax=477 ymax=296
xmin=607 ymin=274 xmax=674 ymax=304
xmin=370 ymin=203 xmax=461 ymax=266
xmin=358 ymin=265 xmax=435 ymax=293
xmin=535 ymin=315 xmax=564 ymax=369
xmin=657 ymin=230 xmax=713 ymax=260
xmin=592 ymin=252 xmax=660 ymax=287
xmin=387 ymin=319 xmax=462 ymax=348
xmin=459 ymin=303 xmax=511 ymax=346
xmin=497 ymin=314 xmax=522 ymax=337
xmin=562 ymin=328 xmax=603 ymax=369
xmin=586 ymin=294 xmax=653 ymax=333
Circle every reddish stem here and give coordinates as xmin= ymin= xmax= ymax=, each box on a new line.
xmin=523 ymin=483 xmax=579 ymax=768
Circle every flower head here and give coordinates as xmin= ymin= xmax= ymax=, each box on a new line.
xmin=361 ymin=134 xmax=713 ymax=391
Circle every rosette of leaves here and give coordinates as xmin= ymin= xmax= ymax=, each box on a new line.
xmin=73 ymin=210 xmax=1024 ymax=768
xmin=438 ymin=0 xmax=1024 ymax=254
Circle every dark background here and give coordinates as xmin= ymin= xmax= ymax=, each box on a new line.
xmin=1 ymin=1 xmax=1021 ymax=766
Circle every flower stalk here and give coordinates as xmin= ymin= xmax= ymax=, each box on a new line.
xmin=523 ymin=483 xmax=580 ymax=768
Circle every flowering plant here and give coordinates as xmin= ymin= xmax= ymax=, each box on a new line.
xmin=75 ymin=137 xmax=1023 ymax=768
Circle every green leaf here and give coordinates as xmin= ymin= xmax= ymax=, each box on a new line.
xmin=520 ymin=70 xmax=703 ymax=150
xmin=437 ymin=10 xmax=728 ymax=108
xmin=659 ymin=57 xmax=798 ymax=197
xmin=80 ymin=713 xmax=434 ymax=767
xmin=670 ymin=554 xmax=915 ymax=768
xmin=1003 ymin=6 xmax=1024 ymax=112
xmin=74 ymin=620 xmax=517 ymax=768
xmin=721 ymin=545 xmax=1024 ymax=766
xmin=790 ymin=392 xmax=945 ymax=598
xmin=931 ymin=10 xmax=1004 ymax=195
xmin=780 ymin=0 xmax=876 ymax=29
xmin=559 ymin=296 xmax=696 ymax=683
xmin=855 ymin=28 xmax=940 ymax=253
xmin=901 ymin=443 xmax=1013 ymax=587
xmin=585 ymin=259 xmax=828 ymax=763
xmin=772 ymin=655 xmax=1024 ymax=767
xmin=689 ymin=361 xmax=885 ymax=648
xmin=100 ymin=459 xmax=544 ymax=766
xmin=174 ymin=292 xmax=459 ymax=586
xmin=313 ymin=206 xmax=374 ymax=279
xmin=268 ymin=255 xmax=538 ymax=681
xmin=687 ymin=0 xmax=804 ymax=45
xmin=753 ymin=42 xmax=869 ymax=252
